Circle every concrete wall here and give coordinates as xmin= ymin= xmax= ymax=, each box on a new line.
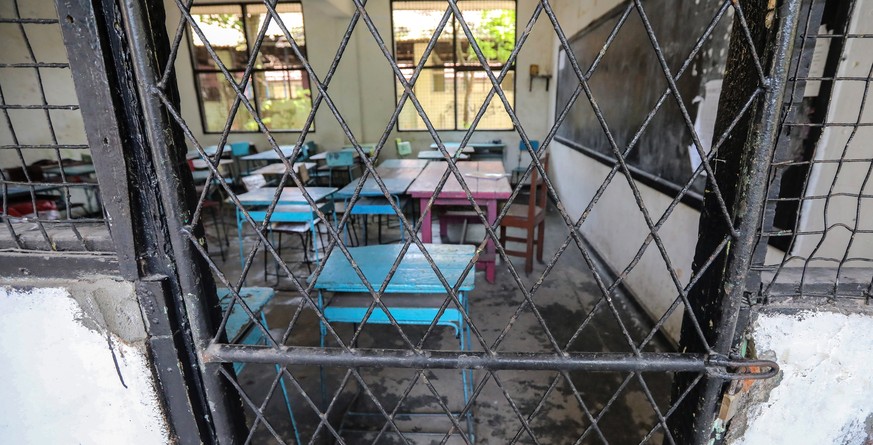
xmin=0 ymin=279 xmax=170 ymax=444
xmin=165 ymin=0 xmax=554 ymax=168
xmin=726 ymin=309 xmax=873 ymax=445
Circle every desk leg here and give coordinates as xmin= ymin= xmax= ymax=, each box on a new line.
xmin=236 ymin=208 xmax=245 ymax=274
xmin=420 ymin=198 xmax=432 ymax=243
xmin=486 ymin=199 xmax=497 ymax=283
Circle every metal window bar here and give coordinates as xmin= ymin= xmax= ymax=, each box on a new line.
xmin=66 ymin=0 xmax=812 ymax=443
xmin=0 ymin=1 xmax=109 ymax=253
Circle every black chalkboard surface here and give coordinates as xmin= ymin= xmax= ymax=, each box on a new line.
xmin=555 ymin=0 xmax=731 ymax=201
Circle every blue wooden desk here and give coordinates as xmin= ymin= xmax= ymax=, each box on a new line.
xmin=335 ymin=164 xmax=426 ymax=244
xmin=240 ymin=145 xmax=298 ymax=162
xmin=232 ymin=186 xmax=337 ymax=272
xmin=311 ymin=244 xmax=476 ymax=441
xmin=217 ymin=287 xmax=301 ymax=443
xmin=430 ymin=142 xmax=505 ymax=160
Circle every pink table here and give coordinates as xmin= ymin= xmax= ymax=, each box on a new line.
xmin=407 ymin=161 xmax=511 ymax=283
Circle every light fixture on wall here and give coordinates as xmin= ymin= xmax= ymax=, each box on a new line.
xmin=529 ymin=64 xmax=552 ymax=92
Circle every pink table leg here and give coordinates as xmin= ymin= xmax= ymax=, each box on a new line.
xmin=486 ymin=199 xmax=496 ymax=283
xmin=420 ymin=198 xmax=432 ymax=243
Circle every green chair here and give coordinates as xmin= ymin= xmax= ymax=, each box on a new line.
xmin=395 ymin=138 xmax=412 ymax=158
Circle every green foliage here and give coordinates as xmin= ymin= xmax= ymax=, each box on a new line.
xmin=467 ymin=9 xmax=516 ymax=63
xmin=244 ymin=89 xmax=312 ymax=131
xmin=197 ymin=14 xmax=243 ymax=33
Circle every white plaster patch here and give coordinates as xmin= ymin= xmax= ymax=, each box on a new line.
xmin=731 ymin=311 xmax=873 ymax=445
xmin=0 ymin=286 xmax=170 ymax=444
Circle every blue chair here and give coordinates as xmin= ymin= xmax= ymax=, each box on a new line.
xmin=512 ymin=139 xmax=540 ymax=185
xmin=230 ymin=141 xmax=254 ymax=176
xmin=324 ymin=150 xmax=357 ymax=187
xmin=346 ymin=195 xmax=409 ymax=245
xmin=300 ymin=141 xmax=317 ymax=161
xmin=217 ymin=287 xmax=301 ymax=444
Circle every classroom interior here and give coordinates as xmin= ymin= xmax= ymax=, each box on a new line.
xmin=2 ymin=0 xmax=871 ymax=443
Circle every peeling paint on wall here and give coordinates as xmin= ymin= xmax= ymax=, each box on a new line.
xmin=727 ymin=310 xmax=873 ymax=445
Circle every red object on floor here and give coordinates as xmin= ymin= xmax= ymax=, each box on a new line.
xmin=6 ymin=200 xmax=57 ymax=217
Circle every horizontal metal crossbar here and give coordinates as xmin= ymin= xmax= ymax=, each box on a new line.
xmin=205 ymin=344 xmax=778 ymax=380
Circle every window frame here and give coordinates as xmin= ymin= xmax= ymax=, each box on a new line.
xmin=389 ymin=0 xmax=518 ymax=132
xmin=186 ymin=0 xmax=313 ymax=134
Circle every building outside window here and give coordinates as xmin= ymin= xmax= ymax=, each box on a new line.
xmin=188 ymin=2 xmax=312 ymax=133
xmin=392 ymin=1 xmax=516 ymax=131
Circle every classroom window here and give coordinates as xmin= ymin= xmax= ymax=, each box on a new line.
xmin=392 ymin=1 xmax=516 ymax=131
xmin=188 ymin=2 xmax=312 ymax=133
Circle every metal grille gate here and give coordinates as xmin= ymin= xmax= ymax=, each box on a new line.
xmin=7 ymin=0 xmax=870 ymax=443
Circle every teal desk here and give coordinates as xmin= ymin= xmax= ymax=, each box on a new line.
xmin=311 ymin=244 xmax=476 ymax=441
xmin=216 ymin=287 xmax=301 ymax=444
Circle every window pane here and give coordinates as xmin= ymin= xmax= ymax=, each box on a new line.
xmin=397 ymin=68 xmax=456 ymax=130
xmin=393 ymin=1 xmax=454 ymax=68
xmin=190 ymin=6 xmax=248 ymax=70
xmin=254 ymin=70 xmax=312 ymax=131
xmin=247 ymin=3 xmax=306 ymax=69
xmin=456 ymin=1 xmax=516 ymax=67
xmin=198 ymin=72 xmax=257 ymax=132
xmin=456 ymin=69 xmax=513 ymax=129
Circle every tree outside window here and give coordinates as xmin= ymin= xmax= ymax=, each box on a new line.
xmin=188 ymin=2 xmax=312 ymax=133
xmin=392 ymin=1 xmax=516 ymax=131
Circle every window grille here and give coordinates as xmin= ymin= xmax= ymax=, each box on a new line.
xmin=0 ymin=2 xmax=109 ymax=253
xmin=41 ymin=0 xmax=866 ymax=442
xmin=753 ymin=0 xmax=873 ymax=305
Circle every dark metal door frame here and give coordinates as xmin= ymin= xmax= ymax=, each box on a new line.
xmin=46 ymin=0 xmax=828 ymax=443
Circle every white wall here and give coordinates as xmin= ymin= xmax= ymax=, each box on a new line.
xmin=726 ymin=310 xmax=873 ymax=445
xmin=0 ymin=282 xmax=170 ymax=444
xmin=165 ymin=0 xmax=553 ymax=167
xmin=546 ymin=0 xmax=691 ymax=340
xmin=791 ymin=0 xmax=873 ymax=267
xmin=0 ymin=1 xmax=88 ymax=167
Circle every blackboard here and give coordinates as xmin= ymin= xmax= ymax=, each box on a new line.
xmin=555 ymin=0 xmax=732 ymax=201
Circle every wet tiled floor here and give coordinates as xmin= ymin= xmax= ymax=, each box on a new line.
xmin=208 ymin=205 xmax=674 ymax=444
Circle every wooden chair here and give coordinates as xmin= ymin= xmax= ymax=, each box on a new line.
xmin=500 ymin=151 xmax=549 ymax=274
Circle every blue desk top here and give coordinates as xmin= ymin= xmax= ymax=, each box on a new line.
xmin=312 ymin=244 xmax=476 ymax=293
xmin=217 ymin=287 xmax=274 ymax=341
xmin=335 ymin=165 xmax=425 ymax=198
xmin=241 ymin=145 xmax=297 ymax=161
xmin=232 ymin=186 xmax=337 ymax=206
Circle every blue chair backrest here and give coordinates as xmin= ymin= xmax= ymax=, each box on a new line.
xmin=230 ymin=141 xmax=252 ymax=157
xmin=301 ymin=141 xmax=317 ymax=160
xmin=518 ymin=140 xmax=540 ymax=153
xmin=326 ymin=150 xmax=355 ymax=167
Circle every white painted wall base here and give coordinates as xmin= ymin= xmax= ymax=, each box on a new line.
xmin=0 ymin=284 xmax=170 ymax=444
xmin=727 ymin=310 xmax=873 ymax=445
